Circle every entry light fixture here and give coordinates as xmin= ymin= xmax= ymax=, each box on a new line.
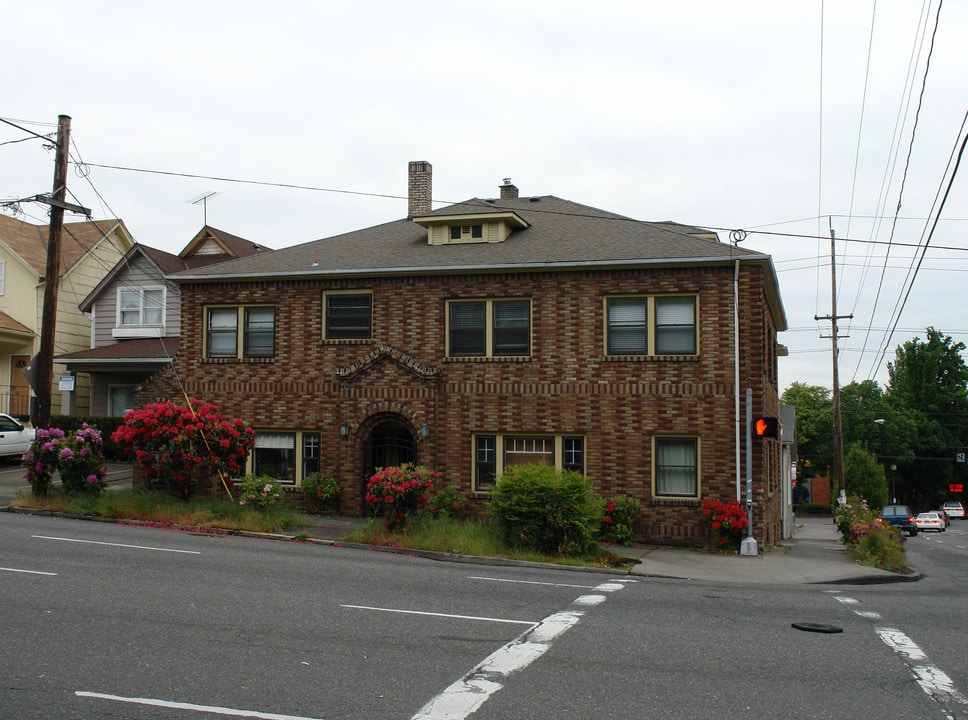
xmin=339 ymin=423 xmax=350 ymax=438
xmin=420 ymin=423 xmax=430 ymax=439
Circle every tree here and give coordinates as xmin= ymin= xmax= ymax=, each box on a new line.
xmin=886 ymin=328 xmax=968 ymax=509
xmin=780 ymin=382 xmax=832 ymax=479
xmin=843 ymin=442 xmax=888 ymax=509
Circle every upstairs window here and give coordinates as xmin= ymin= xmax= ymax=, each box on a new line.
xmin=448 ymin=299 xmax=531 ymax=358
xmin=449 ymin=224 xmax=484 ymax=240
xmin=118 ymin=288 xmax=164 ymax=327
xmin=606 ymin=295 xmax=697 ymax=356
xmin=206 ymin=306 xmax=275 ymax=359
xmin=325 ymin=292 xmax=372 ymax=340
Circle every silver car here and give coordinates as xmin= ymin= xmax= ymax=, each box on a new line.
xmin=0 ymin=414 xmax=36 ymax=460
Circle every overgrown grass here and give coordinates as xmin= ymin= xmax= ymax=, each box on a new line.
xmin=11 ymin=488 xmax=301 ymax=534
xmin=344 ymin=515 xmax=634 ymax=570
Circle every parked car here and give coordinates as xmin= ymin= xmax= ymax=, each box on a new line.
xmin=915 ymin=512 xmax=945 ymax=532
xmin=0 ymin=413 xmax=35 ymax=460
xmin=879 ymin=504 xmax=918 ymax=536
xmin=942 ymin=501 xmax=965 ymax=519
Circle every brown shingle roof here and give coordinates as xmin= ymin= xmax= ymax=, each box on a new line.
xmin=0 ymin=213 xmax=127 ymax=276
xmin=171 ymin=196 xmax=767 ymax=279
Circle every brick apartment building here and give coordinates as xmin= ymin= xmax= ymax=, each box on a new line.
xmin=140 ymin=162 xmax=788 ymax=546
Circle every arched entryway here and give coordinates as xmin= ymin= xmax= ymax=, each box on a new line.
xmin=360 ymin=415 xmax=418 ymax=513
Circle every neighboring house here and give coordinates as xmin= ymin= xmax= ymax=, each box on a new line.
xmin=0 ymin=213 xmax=134 ymax=419
xmin=56 ymin=226 xmax=270 ymax=416
xmin=142 ymin=162 xmax=788 ymax=546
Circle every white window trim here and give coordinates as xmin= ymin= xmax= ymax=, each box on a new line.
xmin=113 ymin=286 xmax=166 ymax=338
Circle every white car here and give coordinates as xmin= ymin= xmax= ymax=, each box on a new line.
xmin=942 ymin=501 xmax=965 ymax=519
xmin=915 ymin=512 xmax=945 ymax=533
xmin=0 ymin=414 xmax=36 ymax=460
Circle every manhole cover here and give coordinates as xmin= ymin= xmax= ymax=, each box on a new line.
xmin=792 ymin=622 xmax=843 ymax=634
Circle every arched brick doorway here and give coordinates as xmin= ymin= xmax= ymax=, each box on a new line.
xmin=359 ymin=414 xmax=417 ymax=513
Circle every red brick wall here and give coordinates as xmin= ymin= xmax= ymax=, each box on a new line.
xmin=139 ymin=262 xmax=782 ymax=546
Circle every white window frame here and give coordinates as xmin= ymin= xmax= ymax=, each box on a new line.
xmin=113 ymin=286 xmax=166 ymax=338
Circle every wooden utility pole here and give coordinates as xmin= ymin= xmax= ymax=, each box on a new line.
xmin=815 ymin=224 xmax=851 ymax=501
xmin=34 ymin=114 xmax=71 ymax=428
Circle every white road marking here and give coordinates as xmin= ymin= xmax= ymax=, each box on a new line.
xmin=411 ymin=611 xmax=583 ymax=720
xmin=33 ymin=535 xmax=200 ymax=554
xmin=76 ymin=691 xmax=324 ymax=719
xmin=875 ymin=628 xmax=968 ymax=706
xmin=0 ymin=566 xmax=57 ymax=576
xmin=834 ymin=596 xmax=859 ymax=605
xmin=412 ymin=579 xmax=634 ymax=719
xmin=854 ymin=610 xmax=882 ymax=619
xmin=340 ymin=604 xmax=535 ymax=626
xmin=468 ymin=576 xmax=597 ymax=589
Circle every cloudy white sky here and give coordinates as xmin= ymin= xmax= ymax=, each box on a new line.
xmin=3 ymin=1 xmax=966 ymax=393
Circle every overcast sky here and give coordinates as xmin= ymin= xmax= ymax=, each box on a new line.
xmin=3 ymin=1 xmax=966 ymax=394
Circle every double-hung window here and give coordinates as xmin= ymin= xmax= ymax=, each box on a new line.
xmin=324 ymin=292 xmax=372 ymax=340
xmin=206 ymin=306 xmax=275 ymax=358
xmin=118 ymin=287 xmax=164 ymax=328
xmin=606 ymin=295 xmax=697 ymax=356
xmin=449 ymin=299 xmax=531 ymax=357
xmin=654 ymin=437 xmax=699 ymax=498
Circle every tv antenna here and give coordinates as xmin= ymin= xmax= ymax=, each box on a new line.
xmin=186 ymin=191 xmax=221 ymax=224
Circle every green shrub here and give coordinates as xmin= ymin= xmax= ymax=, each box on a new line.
xmin=793 ymin=503 xmax=832 ymax=516
xmin=300 ymin=471 xmax=340 ymax=512
xmin=428 ymin=484 xmax=464 ymax=519
xmin=847 ymin=522 xmax=908 ymax=571
xmin=237 ymin=475 xmax=286 ymax=509
xmin=488 ymin=464 xmax=603 ymax=556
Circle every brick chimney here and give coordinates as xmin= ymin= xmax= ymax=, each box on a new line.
xmin=500 ymin=178 xmax=519 ymax=199
xmin=408 ymin=161 xmax=432 ymax=217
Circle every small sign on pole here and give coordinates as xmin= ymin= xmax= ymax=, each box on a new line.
xmin=58 ymin=375 xmax=75 ymax=392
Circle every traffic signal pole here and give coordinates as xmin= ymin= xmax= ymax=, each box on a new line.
xmin=741 ymin=386 xmax=757 ymax=556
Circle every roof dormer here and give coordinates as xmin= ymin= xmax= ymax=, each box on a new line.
xmin=414 ymin=210 xmax=529 ymax=245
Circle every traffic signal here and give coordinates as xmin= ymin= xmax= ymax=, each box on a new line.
xmin=753 ymin=416 xmax=779 ymax=439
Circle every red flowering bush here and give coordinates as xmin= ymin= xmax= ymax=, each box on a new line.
xmin=365 ymin=463 xmax=438 ymax=530
xmin=598 ymin=495 xmax=640 ymax=546
xmin=701 ymin=498 xmax=749 ymax=551
xmin=111 ymin=399 xmax=255 ymax=499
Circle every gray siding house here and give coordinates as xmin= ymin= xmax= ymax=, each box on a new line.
xmin=57 ymin=226 xmax=270 ymax=415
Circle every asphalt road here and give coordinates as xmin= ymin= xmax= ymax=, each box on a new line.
xmin=3 ymin=512 xmax=967 ymax=719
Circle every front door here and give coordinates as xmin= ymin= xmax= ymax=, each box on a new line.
xmin=10 ymin=355 xmax=30 ymax=416
xmin=360 ymin=419 xmax=417 ymax=513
